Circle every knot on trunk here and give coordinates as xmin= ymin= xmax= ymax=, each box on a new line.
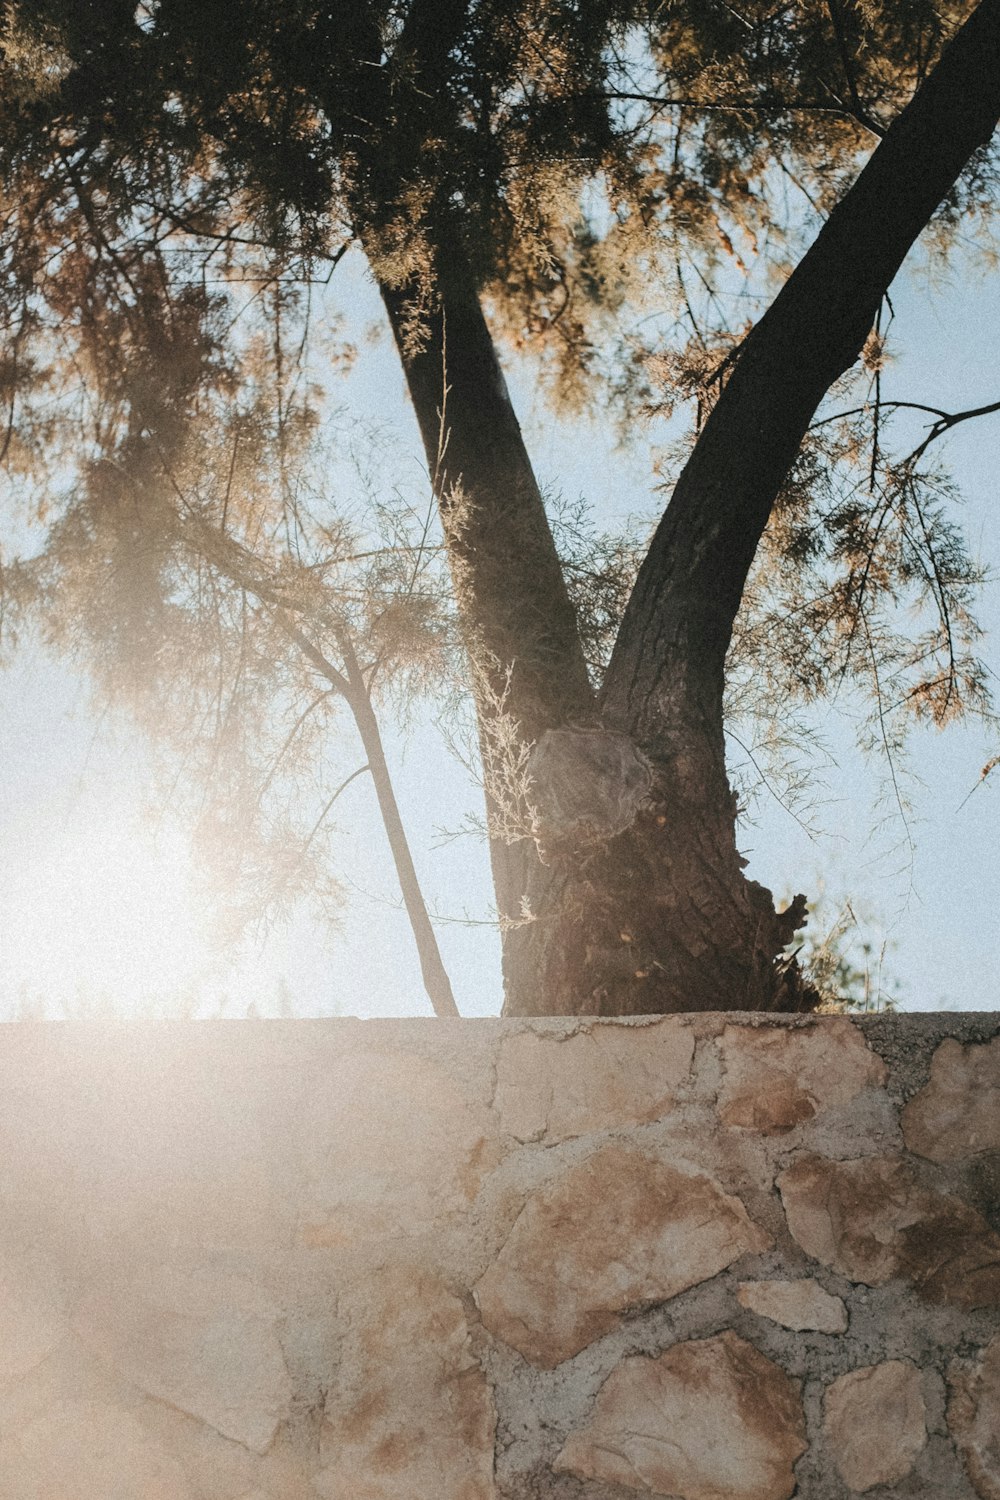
xmin=747 ymin=883 xmax=818 ymax=1012
xmin=526 ymin=726 xmax=653 ymax=861
xmin=747 ymin=881 xmax=810 ymax=955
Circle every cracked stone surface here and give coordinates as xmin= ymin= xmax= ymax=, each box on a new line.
xmin=824 ymin=1360 xmax=927 ymax=1492
xmin=737 ymin=1278 xmax=848 ymax=1333
xmin=555 ymin=1331 xmax=806 ymax=1500
xmin=718 ymin=1021 xmax=887 ymax=1133
xmin=476 ymin=1143 xmax=770 ymax=1367
xmin=73 ymin=1266 xmax=293 ymax=1453
xmin=778 ymin=1153 xmax=1000 ymax=1307
xmin=494 ymin=1020 xmax=694 ymax=1142
xmin=316 ymin=1262 xmax=496 ymax=1500
xmin=903 ymin=1037 xmax=1000 ymax=1163
xmin=0 ymin=1400 xmax=194 ymax=1498
xmin=949 ymin=1333 xmax=1000 ymax=1499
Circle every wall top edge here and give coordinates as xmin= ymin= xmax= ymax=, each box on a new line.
xmin=0 ymin=1010 xmax=995 ymax=1037
xmin=0 ymin=1010 xmax=995 ymax=1022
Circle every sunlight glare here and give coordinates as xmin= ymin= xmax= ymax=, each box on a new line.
xmin=3 ymin=806 xmax=213 ymax=1016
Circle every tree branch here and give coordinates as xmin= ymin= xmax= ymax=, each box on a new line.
xmin=604 ymin=0 xmax=1000 ymax=746
xmin=596 ymin=89 xmax=884 ymax=137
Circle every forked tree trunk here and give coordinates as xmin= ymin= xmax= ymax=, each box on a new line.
xmin=511 ymin=0 xmax=1000 ymax=1015
xmin=374 ymin=0 xmax=1000 ymax=1016
xmin=373 ymin=236 xmax=791 ymax=1015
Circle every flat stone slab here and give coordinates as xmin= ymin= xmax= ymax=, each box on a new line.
xmin=494 ymin=1019 xmax=694 ymax=1142
xmin=476 ymin=1142 xmax=770 ymax=1366
xmin=903 ymin=1037 xmax=1000 ymax=1162
xmin=0 ymin=1401 xmax=194 ymax=1499
xmin=555 ymin=1330 xmax=806 ymax=1500
xmin=718 ymin=1020 xmax=887 ymax=1133
xmin=777 ymin=1152 xmax=1000 ymax=1307
xmin=737 ymin=1278 xmax=848 ymax=1333
xmin=824 ymin=1360 xmax=927 ymax=1492
xmin=317 ymin=1262 xmax=496 ymax=1500
xmin=73 ymin=1267 xmax=293 ymax=1453
xmin=297 ymin=1047 xmax=498 ymax=1243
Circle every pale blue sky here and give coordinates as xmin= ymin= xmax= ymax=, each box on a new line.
xmin=1 ymin=238 xmax=997 ymax=1018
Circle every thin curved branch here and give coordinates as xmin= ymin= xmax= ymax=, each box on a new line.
xmin=812 ymin=396 xmax=1000 ymax=441
xmin=594 ymin=89 xmax=884 ymax=137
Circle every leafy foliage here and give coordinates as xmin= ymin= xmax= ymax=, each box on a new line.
xmin=792 ymin=892 xmax=902 ymax=1012
xmin=729 ymin=391 xmax=993 ymax=787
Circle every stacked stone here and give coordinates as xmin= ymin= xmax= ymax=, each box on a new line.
xmin=0 ymin=1014 xmax=997 ymax=1498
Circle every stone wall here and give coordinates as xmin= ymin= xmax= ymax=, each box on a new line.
xmin=0 ymin=1012 xmax=998 ymax=1499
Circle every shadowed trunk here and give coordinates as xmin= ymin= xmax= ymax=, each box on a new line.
xmin=353 ymin=0 xmax=595 ymax=974
xmin=375 ymin=230 xmax=596 ymax=973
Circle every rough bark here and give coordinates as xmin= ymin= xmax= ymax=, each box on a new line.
xmin=500 ymin=0 xmax=1000 ymax=1015
xmin=377 ymin=241 xmax=594 ymax=744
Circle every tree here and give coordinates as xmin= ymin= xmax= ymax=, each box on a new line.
xmin=1 ymin=0 xmax=998 ymax=1016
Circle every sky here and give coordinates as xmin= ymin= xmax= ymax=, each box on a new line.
xmin=1 ymin=233 xmax=998 ymax=1020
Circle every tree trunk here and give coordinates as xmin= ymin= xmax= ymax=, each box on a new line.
xmin=377 ymin=236 xmax=594 ymax=744
xmin=172 ymin=514 xmax=461 ymax=1017
xmin=348 ymin=0 xmax=596 ymax=1000
xmin=503 ymin=0 xmax=1000 ymax=1015
xmin=336 ymin=629 xmax=459 ymax=1018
